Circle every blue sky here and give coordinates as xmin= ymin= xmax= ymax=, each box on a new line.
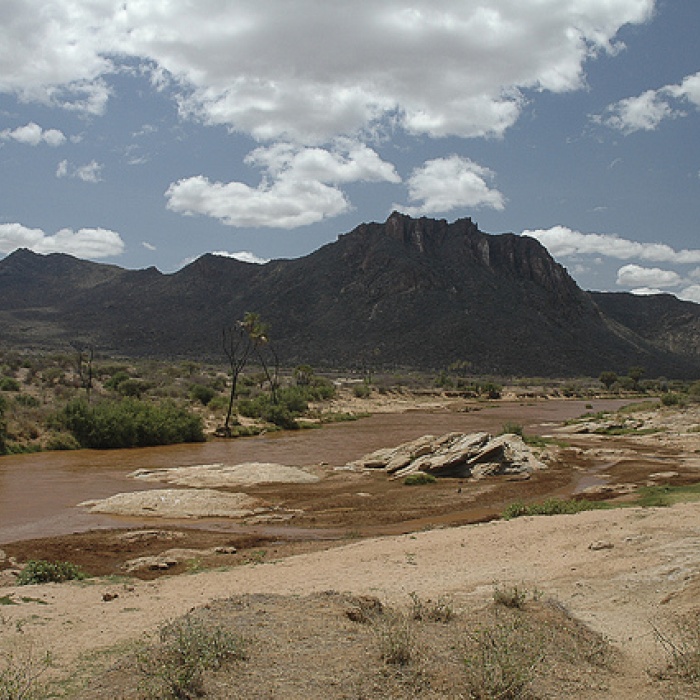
xmin=0 ymin=0 xmax=699 ymax=302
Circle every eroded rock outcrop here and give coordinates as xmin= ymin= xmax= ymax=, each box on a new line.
xmin=346 ymin=432 xmax=546 ymax=479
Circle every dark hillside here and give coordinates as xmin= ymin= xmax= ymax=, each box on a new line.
xmin=1 ymin=214 xmax=699 ymax=377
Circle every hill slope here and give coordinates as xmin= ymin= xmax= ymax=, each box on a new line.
xmin=1 ymin=212 xmax=698 ymax=377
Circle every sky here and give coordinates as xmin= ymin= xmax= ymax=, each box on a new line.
xmin=0 ymin=0 xmax=699 ymax=302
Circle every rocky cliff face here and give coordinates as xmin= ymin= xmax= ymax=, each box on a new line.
xmin=1 ymin=213 xmax=698 ymax=377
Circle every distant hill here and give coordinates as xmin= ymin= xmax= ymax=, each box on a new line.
xmin=1 ymin=212 xmax=699 ymax=377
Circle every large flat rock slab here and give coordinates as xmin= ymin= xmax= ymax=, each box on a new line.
xmin=129 ymin=462 xmax=320 ymax=488
xmin=79 ymin=488 xmax=264 ymax=518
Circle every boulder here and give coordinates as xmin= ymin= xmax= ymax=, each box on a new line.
xmin=347 ymin=431 xmax=547 ymax=480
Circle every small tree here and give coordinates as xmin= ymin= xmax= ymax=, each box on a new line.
xmin=222 ymin=324 xmax=253 ymax=436
xmin=599 ymin=371 xmax=618 ymax=391
xmin=627 ymin=366 xmax=646 ymax=391
xmin=294 ymin=364 xmax=314 ymax=387
xmin=71 ymin=343 xmax=94 ymax=403
xmin=0 ymin=394 xmax=7 ymax=455
xmin=241 ymin=312 xmax=279 ymax=404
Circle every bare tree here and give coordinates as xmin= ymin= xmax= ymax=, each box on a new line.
xmin=71 ymin=343 xmax=94 ymax=403
xmin=221 ymin=324 xmax=253 ymax=436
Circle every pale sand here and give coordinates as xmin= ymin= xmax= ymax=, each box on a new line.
xmin=3 ymin=500 xmax=700 ymax=694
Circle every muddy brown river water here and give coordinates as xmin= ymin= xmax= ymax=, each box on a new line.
xmin=0 ymin=399 xmax=634 ymax=544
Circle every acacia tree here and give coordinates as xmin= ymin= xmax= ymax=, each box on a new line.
xmin=221 ymin=312 xmax=279 ymax=436
xmin=222 ymin=323 xmax=253 ymax=436
xmin=599 ymin=371 xmax=618 ymax=391
xmin=241 ymin=312 xmax=279 ymax=405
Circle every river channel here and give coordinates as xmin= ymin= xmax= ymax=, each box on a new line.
xmin=0 ymin=398 xmax=634 ymax=544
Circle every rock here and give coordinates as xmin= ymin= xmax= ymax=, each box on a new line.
xmin=116 ymin=530 xmax=184 ymax=543
xmin=349 ymin=431 xmax=547 ymax=480
xmin=102 ymin=592 xmax=119 ymax=602
xmin=0 ymin=548 xmax=5 ymax=564
xmin=588 ymin=541 xmax=614 ymax=551
xmin=647 ymin=471 xmax=679 ymax=481
xmin=123 ymin=545 xmax=239 ymax=573
xmin=129 ymin=462 xmax=320 ymax=488
xmin=79 ymin=488 xmax=264 ymax=519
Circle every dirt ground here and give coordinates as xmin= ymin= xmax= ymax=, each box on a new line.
xmin=2 ymin=399 xmax=700 ymax=697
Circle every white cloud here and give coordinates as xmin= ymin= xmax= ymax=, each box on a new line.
xmin=211 ymin=250 xmax=269 ymax=264
xmin=247 ymin=140 xmax=400 ymax=185
xmin=142 ymin=241 xmax=156 ymax=251
xmin=56 ymin=159 xmax=103 ymax=183
xmin=165 ymin=140 xmax=399 ymax=228
xmin=629 ymin=287 xmax=665 ymax=296
xmin=596 ymin=70 xmax=700 ymax=133
xmin=616 ymin=264 xmax=681 ymax=288
xmin=0 ymin=222 xmax=124 ymax=258
xmin=0 ymin=122 xmax=66 ymax=146
xmin=678 ymin=285 xmax=700 ymax=304
xmin=0 ymin=1 xmax=654 ymax=140
xmin=396 ymin=155 xmax=505 ymax=216
xmin=165 ymin=174 xmax=349 ymax=229
xmin=522 ymin=226 xmax=700 ymax=264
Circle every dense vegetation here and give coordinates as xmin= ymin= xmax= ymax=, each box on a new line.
xmin=1 ymin=343 xmax=700 ymax=456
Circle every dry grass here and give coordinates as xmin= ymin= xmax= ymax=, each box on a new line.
xmin=67 ymin=590 xmax=620 ymax=699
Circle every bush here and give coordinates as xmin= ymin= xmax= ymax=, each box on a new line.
xmin=353 ymin=383 xmax=371 ymax=399
xmin=17 ymin=560 xmax=86 ymax=585
xmin=59 ymin=398 xmax=205 ymax=449
xmin=0 ymin=377 xmax=20 ymax=392
xmin=13 ymin=394 xmax=40 ymax=408
xmin=137 ymin=614 xmax=246 ymax=699
xmin=190 ymin=384 xmax=216 ymax=406
xmin=502 ymin=498 xmax=605 ymax=520
xmin=44 ymin=431 xmax=80 ymax=451
xmin=403 ymin=472 xmax=437 ymax=486
xmin=463 ymin=615 xmax=543 ymax=699
xmin=661 ymin=392 xmax=685 ymax=407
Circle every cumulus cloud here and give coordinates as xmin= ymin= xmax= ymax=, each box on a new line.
xmin=211 ymin=250 xmax=269 ymax=264
xmin=522 ymin=226 xmax=700 ymax=264
xmin=165 ymin=140 xmax=399 ymax=228
xmin=0 ymin=1 xmax=654 ymax=139
xmin=0 ymin=122 xmax=66 ymax=146
xmin=595 ymin=70 xmax=700 ymax=133
xmin=396 ymin=155 xmax=504 ymax=216
xmin=0 ymin=222 xmax=124 ymax=258
xmin=165 ymin=174 xmax=349 ymax=229
xmin=616 ymin=264 xmax=681 ymax=288
xmin=678 ymin=285 xmax=700 ymax=304
xmin=56 ymin=159 xmax=103 ymax=183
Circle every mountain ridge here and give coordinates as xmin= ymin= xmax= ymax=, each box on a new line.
xmin=1 ymin=212 xmax=698 ymax=377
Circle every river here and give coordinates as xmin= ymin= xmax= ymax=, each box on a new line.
xmin=0 ymin=398 xmax=632 ymax=544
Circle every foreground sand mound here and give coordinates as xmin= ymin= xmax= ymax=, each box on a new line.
xmin=79 ymin=488 xmax=264 ymax=518
xmin=129 ymin=462 xmax=320 ymax=488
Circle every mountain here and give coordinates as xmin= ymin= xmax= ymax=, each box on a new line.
xmin=1 ymin=212 xmax=699 ymax=377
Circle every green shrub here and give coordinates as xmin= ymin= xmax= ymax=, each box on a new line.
xmin=661 ymin=392 xmax=685 ymax=407
xmin=190 ymin=384 xmax=216 ymax=406
xmin=0 ymin=377 xmax=20 ymax=392
xmin=501 ymin=422 xmax=524 ymax=437
xmin=403 ymin=472 xmax=437 ymax=485
xmin=44 ymin=431 xmax=80 ymax=451
xmin=116 ymin=378 xmax=151 ymax=398
xmin=352 ymin=383 xmax=371 ymax=399
xmin=13 ymin=394 xmax=40 ymax=408
xmin=59 ymin=398 xmax=205 ymax=449
xmin=502 ymin=498 xmax=606 ymax=520
xmin=103 ymin=370 xmax=131 ymax=390
xmin=17 ymin=560 xmax=85 ymax=585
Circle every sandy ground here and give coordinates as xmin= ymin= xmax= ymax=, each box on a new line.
xmin=2 ymin=399 xmax=700 ymax=697
xmin=2 ymin=501 xmax=700 ymax=697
